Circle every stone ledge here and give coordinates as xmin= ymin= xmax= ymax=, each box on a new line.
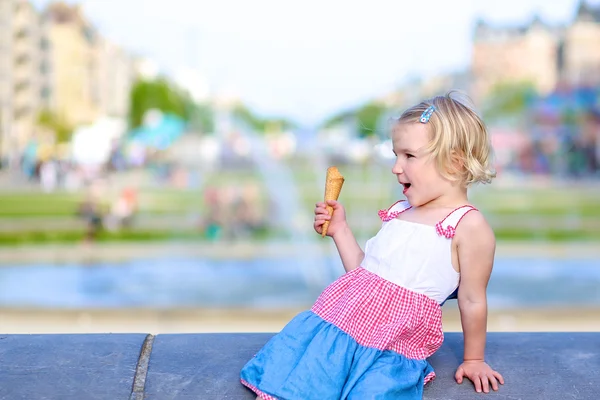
xmin=0 ymin=332 xmax=597 ymax=399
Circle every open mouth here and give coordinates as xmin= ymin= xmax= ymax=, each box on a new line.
xmin=402 ymin=183 xmax=411 ymax=194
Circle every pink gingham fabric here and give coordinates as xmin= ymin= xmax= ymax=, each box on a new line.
xmin=424 ymin=371 xmax=436 ymax=385
xmin=435 ymin=205 xmax=477 ymax=238
xmin=241 ymin=379 xmax=278 ymax=400
xmin=311 ymin=267 xmax=444 ymax=360
xmin=378 ymin=200 xmax=411 ymax=222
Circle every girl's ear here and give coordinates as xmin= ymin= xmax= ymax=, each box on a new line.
xmin=450 ymin=150 xmax=464 ymax=168
xmin=450 ymin=149 xmax=465 ymax=181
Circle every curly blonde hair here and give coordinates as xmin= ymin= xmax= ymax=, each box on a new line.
xmin=396 ymin=90 xmax=496 ymax=186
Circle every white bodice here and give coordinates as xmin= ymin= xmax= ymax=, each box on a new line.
xmin=362 ymin=201 xmax=476 ymax=304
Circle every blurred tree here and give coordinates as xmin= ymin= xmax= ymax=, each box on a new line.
xmin=322 ymin=101 xmax=388 ymax=138
xmin=232 ymin=104 xmax=296 ymax=133
xmin=186 ymin=101 xmax=215 ymax=134
xmin=232 ymin=104 xmax=263 ymax=131
xmin=355 ymin=102 xmax=388 ymax=137
xmin=36 ymin=109 xmax=73 ymax=143
xmin=482 ymin=80 xmax=538 ymax=123
xmin=128 ymin=78 xmax=190 ymax=129
xmin=322 ymin=110 xmax=354 ymax=129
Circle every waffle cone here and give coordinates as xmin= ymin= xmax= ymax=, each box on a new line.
xmin=322 ymin=166 xmax=345 ymax=237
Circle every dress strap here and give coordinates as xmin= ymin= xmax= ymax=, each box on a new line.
xmin=435 ymin=205 xmax=478 ymax=238
xmin=378 ymin=200 xmax=411 ymax=222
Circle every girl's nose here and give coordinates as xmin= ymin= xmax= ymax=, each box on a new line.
xmin=392 ymin=161 xmax=403 ymax=175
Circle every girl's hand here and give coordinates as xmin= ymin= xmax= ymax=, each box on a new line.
xmin=313 ymin=200 xmax=347 ymax=237
xmin=455 ymin=360 xmax=504 ymax=393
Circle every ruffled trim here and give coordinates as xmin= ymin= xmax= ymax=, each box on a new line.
xmin=379 ymin=201 xmax=477 ymax=239
xmin=241 ymin=379 xmax=279 ymax=400
xmin=435 ymin=221 xmax=456 ymax=238
xmin=424 ymin=371 xmax=436 ymax=385
xmin=378 ymin=200 xmax=411 ymax=222
xmin=378 ymin=208 xmax=401 ymax=222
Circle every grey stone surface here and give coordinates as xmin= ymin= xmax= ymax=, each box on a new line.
xmin=1 ymin=332 xmax=598 ymax=399
xmin=0 ymin=333 xmax=147 ymax=400
xmin=426 ymin=332 xmax=599 ymax=399
xmin=145 ymin=332 xmax=599 ymax=399
xmin=144 ymin=333 xmax=272 ymax=399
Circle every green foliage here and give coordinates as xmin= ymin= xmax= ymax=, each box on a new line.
xmin=187 ymin=102 xmax=215 ymax=134
xmin=232 ymin=104 xmax=296 ymax=133
xmin=322 ymin=110 xmax=354 ymax=129
xmin=128 ymin=78 xmax=190 ymax=129
xmin=0 ymin=230 xmax=206 ymax=245
xmin=322 ymin=101 xmax=388 ymax=138
xmin=0 ymin=226 xmax=596 ymax=245
xmin=482 ymin=80 xmax=538 ymax=122
xmin=36 ymin=109 xmax=73 ymax=143
xmin=232 ymin=104 xmax=264 ymax=131
xmin=355 ymin=102 xmax=388 ymax=137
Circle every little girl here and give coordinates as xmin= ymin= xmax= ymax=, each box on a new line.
xmin=240 ymin=91 xmax=504 ymax=399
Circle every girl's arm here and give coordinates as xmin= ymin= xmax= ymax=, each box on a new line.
xmin=332 ymin=222 xmax=364 ymax=273
xmin=454 ymin=211 xmax=504 ymax=393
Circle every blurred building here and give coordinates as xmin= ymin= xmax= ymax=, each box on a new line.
xmin=563 ymin=1 xmax=600 ymax=85
xmin=0 ymin=0 xmax=45 ymax=164
xmin=42 ymin=2 xmax=139 ymax=124
xmin=472 ymin=16 xmax=562 ymax=102
xmin=1 ymin=0 xmax=17 ymax=163
xmin=95 ymin=39 xmax=138 ymax=120
xmin=0 ymin=0 xmax=140 ymax=164
xmin=472 ymin=0 xmax=600 ymax=102
xmin=42 ymin=2 xmax=102 ymax=126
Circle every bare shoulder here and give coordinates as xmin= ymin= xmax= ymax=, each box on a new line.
xmin=454 ymin=209 xmax=496 ymax=293
xmin=455 ymin=208 xmax=496 ymax=250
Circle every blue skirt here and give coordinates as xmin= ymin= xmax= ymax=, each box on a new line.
xmin=240 ymin=311 xmax=434 ymax=400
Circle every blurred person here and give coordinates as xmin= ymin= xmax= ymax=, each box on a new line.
xmin=201 ymin=186 xmax=224 ymax=241
xmin=581 ymin=109 xmax=600 ymax=175
xmin=39 ymin=159 xmax=58 ymax=192
xmin=220 ymin=185 xmax=241 ymax=240
xmin=77 ymin=186 xmax=104 ymax=243
xmin=20 ymin=140 xmax=38 ymax=180
xmin=108 ymin=139 xmax=127 ymax=171
xmin=105 ymin=187 xmax=138 ymax=231
xmin=78 ymin=179 xmax=105 ymax=244
xmin=240 ymin=91 xmax=504 ymax=399
xmin=232 ymin=183 xmax=267 ymax=238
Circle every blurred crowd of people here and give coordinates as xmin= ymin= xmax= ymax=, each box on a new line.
xmin=76 ymin=182 xmax=139 ymax=243
xmin=200 ymin=183 xmax=268 ymax=241
xmin=515 ymin=109 xmax=600 ymax=177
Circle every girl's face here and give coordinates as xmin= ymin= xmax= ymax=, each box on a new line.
xmin=391 ymin=122 xmax=454 ymax=207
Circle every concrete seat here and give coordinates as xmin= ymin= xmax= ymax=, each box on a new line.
xmin=0 ymin=334 xmax=147 ymax=400
xmin=1 ymin=332 xmax=598 ymax=399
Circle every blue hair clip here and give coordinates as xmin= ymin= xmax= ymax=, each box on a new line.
xmin=420 ymin=105 xmax=435 ymax=123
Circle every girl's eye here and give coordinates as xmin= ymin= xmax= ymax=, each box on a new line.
xmin=406 ymin=154 xmax=415 ymax=159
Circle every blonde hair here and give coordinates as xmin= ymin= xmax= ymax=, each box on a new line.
xmin=396 ymin=90 xmax=496 ymax=186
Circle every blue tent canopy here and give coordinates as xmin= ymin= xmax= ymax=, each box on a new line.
xmin=127 ymin=113 xmax=186 ymax=150
xmin=534 ymin=86 xmax=600 ymax=119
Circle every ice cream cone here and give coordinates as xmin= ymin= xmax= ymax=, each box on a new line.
xmin=322 ymin=166 xmax=345 ymax=237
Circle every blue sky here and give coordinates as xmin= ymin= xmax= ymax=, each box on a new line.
xmin=32 ymin=0 xmax=597 ymax=125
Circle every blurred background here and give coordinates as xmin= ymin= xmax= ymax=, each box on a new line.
xmin=0 ymin=0 xmax=599 ymax=335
